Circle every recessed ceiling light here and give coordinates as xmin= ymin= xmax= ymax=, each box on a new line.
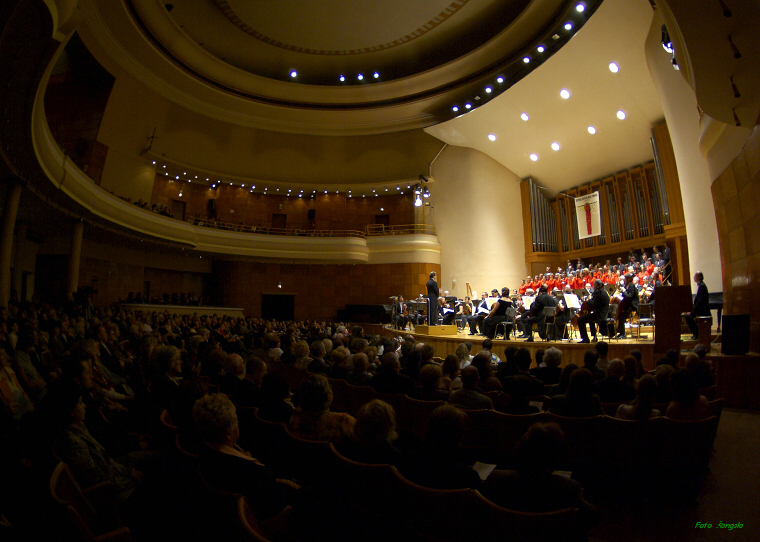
xmin=339 ymin=75 xmax=345 ymax=82
xmin=496 ymin=77 xmax=504 ymax=83
xmin=396 ymin=187 xmax=400 ymax=190
xmin=520 ymin=113 xmax=529 ymax=121
xmin=252 ymin=186 xmax=255 ymax=189
xmin=380 ymin=207 xmax=384 ymax=211
xmin=175 ymin=175 xmax=179 ymax=179
xmin=488 ymin=134 xmax=497 ymax=141
xmin=162 ymin=164 xmax=166 ymax=168
xmin=551 ymin=142 xmax=560 ymax=151
xmin=617 ymin=110 xmax=626 ymax=120
xmin=465 ymin=103 xmax=472 ymax=109
xmin=373 ymin=72 xmax=379 ymax=79
xmin=576 ymin=4 xmax=585 ymax=12
xmin=485 ymin=87 xmax=492 ymax=93
xmin=452 ymin=106 xmax=459 ymax=112
xmin=588 ymin=126 xmax=596 ymax=134
xmin=151 ymin=160 xmax=156 ymax=165
xmin=290 ymin=70 xmax=297 ymax=78
xmin=609 ymin=62 xmax=619 ymax=73
xmin=183 ymin=172 xmax=186 ymax=175
xmin=357 ymin=73 xmax=364 ymax=80
xmin=560 ymin=89 xmax=570 ymax=99
xmin=537 ymin=45 xmax=545 ymax=53
xmin=530 ymin=153 xmax=539 ymax=161
xmin=564 ymin=22 xmax=573 ymax=30
xmin=523 ymin=57 xmax=530 ymax=63
xmin=242 ymin=184 xmax=245 ymax=187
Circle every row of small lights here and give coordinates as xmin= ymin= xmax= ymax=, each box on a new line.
xmin=151 ymin=160 xmax=416 ymax=198
xmin=451 ymin=3 xmax=588 ymax=115
xmin=484 ymin=61 xmax=625 ymax=163
xmin=290 ymin=70 xmax=380 ymax=83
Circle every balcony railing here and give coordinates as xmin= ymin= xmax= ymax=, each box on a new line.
xmin=365 ymin=224 xmax=436 ymax=236
xmin=185 ymin=218 xmax=436 ymax=238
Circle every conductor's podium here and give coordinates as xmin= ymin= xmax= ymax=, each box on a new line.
xmin=413 ymin=325 xmax=458 ymax=336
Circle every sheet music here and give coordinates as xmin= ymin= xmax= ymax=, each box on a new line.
xmin=443 ymin=307 xmax=454 ymax=314
xmin=485 ymin=297 xmax=497 ymax=309
xmin=563 ymin=293 xmax=581 ymax=310
xmin=522 ymin=295 xmax=535 ymax=307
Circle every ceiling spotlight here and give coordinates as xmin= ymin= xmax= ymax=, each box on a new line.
xmin=551 ymin=142 xmax=560 ymax=151
xmin=537 ymin=46 xmax=545 ymax=53
xmin=488 ymin=134 xmax=497 ymax=141
xmin=230 ymin=182 xmax=233 ymax=186
xmin=252 ymin=186 xmax=255 ymax=189
xmin=396 ymin=187 xmax=400 ymax=190
xmin=560 ymin=89 xmax=570 ymax=99
xmin=414 ymin=185 xmax=422 ymax=195
xmin=324 ymin=190 xmax=327 ymax=194
xmin=576 ymin=4 xmax=585 ymax=12
xmin=162 ymin=164 xmax=166 ymax=168
xmin=485 ymin=87 xmax=492 ymax=93
xmin=380 ymin=207 xmax=384 ymax=211
xmin=339 ymin=75 xmax=345 ymax=82
xmin=373 ymin=72 xmax=379 ymax=79
xmin=609 ymin=62 xmax=619 ymax=73
xmin=175 ymin=175 xmax=179 ymax=179
xmin=384 ymin=188 xmax=388 ymax=192
xmin=336 ymin=190 xmax=339 ymax=194
xmin=496 ymin=77 xmax=504 ymax=83
xmin=241 ymin=184 xmax=245 ymax=187
xmin=290 ymin=70 xmax=297 ymax=78
xmin=178 ymin=191 xmax=183 ymax=197
xmin=212 ymin=184 xmax=216 ymax=188
xmin=520 ymin=113 xmax=529 ymax=121
xmin=588 ymin=126 xmax=596 ymax=134
xmin=564 ymin=22 xmax=573 ymax=30
xmin=465 ymin=103 xmax=472 ymax=109
xmin=183 ymin=171 xmax=186 ymax=175
xmin=530 ymin=154 xmax=538 ymax=161
xmin=617 ymin=110 xmax=626 ymax=120
xmin=206 ymin=178 xmax=209 ymax=181
xmin=423 ymin=188 xmax=430 ymax=198
xmin=415 ymin=196 xmax=422 ymax=207
xmin=357 ymin=73 xmax=364 ymax=80
xmin=661 ymin=25 xmax=673 ymax=54
xmin=452 ymin=106 xmax=459 ymax=112
xmin=188 ymin=179 xmax=191 ymax=183
xmin=151 ymin=160 xmax=156 ymax=165
xmin=523 ymin=57 xmax=530 ymax=63
xmin=372 ymin=189 xmax=376 ymax=193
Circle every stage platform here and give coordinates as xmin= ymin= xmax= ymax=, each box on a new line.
xmin=363 ymin=323 xmax=759 ymax=410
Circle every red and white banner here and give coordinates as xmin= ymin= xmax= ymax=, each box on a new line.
xmin=575 ymin=192 xmax=601 ymax=240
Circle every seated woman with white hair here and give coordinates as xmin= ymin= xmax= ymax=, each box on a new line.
xmin=193 ymin=393 xmax=290 ymax=519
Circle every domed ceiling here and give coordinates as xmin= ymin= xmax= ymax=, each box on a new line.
xmin=78 ymin=0 xmax=601 ymax=135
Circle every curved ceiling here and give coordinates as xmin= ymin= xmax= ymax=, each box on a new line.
xmin=425 ymin=0 xmax=665 ymax=193
xmin=76 ymin=0 xmax=602 ymax=135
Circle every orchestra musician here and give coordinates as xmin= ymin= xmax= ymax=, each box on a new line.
xmin=521 ymin=284 xmax=556 ymax=342
xmin=467 ymin=292 xmax=489 ymax=335
xmin=577 ymin=279 xmax=610 ymax=344
xmin=393 ymin=295 xmax=409 ymax=330
xmin=553 ymin=285 xmax=576 ymax=340
xmin=455 ymin=296 xmax=473 ymax=329
xmin=615 ymin=273 xmax=639 ymax=339
xmin=439 ymin=297 xmax=456 ymax=325
xmin=482 ymin=288 xmax=513 ymax=339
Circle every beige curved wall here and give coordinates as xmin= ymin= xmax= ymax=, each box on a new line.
xmin=645 ymin=12 xmax=722 ymax=295
xmin=428 ymin=145 xmax=527 ymax=298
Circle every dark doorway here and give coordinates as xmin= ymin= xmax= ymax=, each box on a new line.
xmin=262 ymin=294 xmax=294 ymax=321
xmin=374 ymin=214 xmax=390 ymax=227
xmin=35 ymin=254 xmax=69 ymax=304
xmin=272 ymin=213 xmax=287 ymax=229
xmin=143 ymin=281 xmax=151 ymax=302
xmin=172 ymin=199 xmax=186 ymax=221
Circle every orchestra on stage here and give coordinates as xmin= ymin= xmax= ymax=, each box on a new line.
xmin=391 ymin=254 xmax=672 ymax=343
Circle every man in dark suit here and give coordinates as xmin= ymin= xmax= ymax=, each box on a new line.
xmin=683 ymin=271 xmax=710 ymax=340
xmin=577 ymin=279 xmax=610 ymax=344
xmin=393 ymin=295 xmax=409 ymax=330
xmin=594 ymin=358 xmax=634 ymax=403
xmin=426 ymin=272 xmax=440 ymax=325
xmin=524 ymin=285 xmax=556 ymax=342
xmin=615 ymin=273 xmax=639 ymax=339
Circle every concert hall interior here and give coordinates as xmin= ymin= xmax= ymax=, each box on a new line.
xmin=1 ymin=0 xmax=759 ymax=541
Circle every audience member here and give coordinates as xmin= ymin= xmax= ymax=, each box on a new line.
xmin=288 ymin=374 xmax=355 ymax=443
xmin=339 ymin=399 xmax=402 ymax=465
xmin=448 ymin=366 xmax=494 ymax=411
xmin=531 ymin=346 xmax=562 ymax=385
xmin=665 ymin=370 xmax=711 ymax=421
xmin=370 ymin=353 xmax=415 ymax=396
xmin=548 ymin=368 xmax=603 ymax=417
xmin=616 ymin=374 xmax=660 ymax=420
xmin=258 ymin=372 xmax=295 ymax=423
xmin=595 ymin=358 xmax=635 ymax=403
